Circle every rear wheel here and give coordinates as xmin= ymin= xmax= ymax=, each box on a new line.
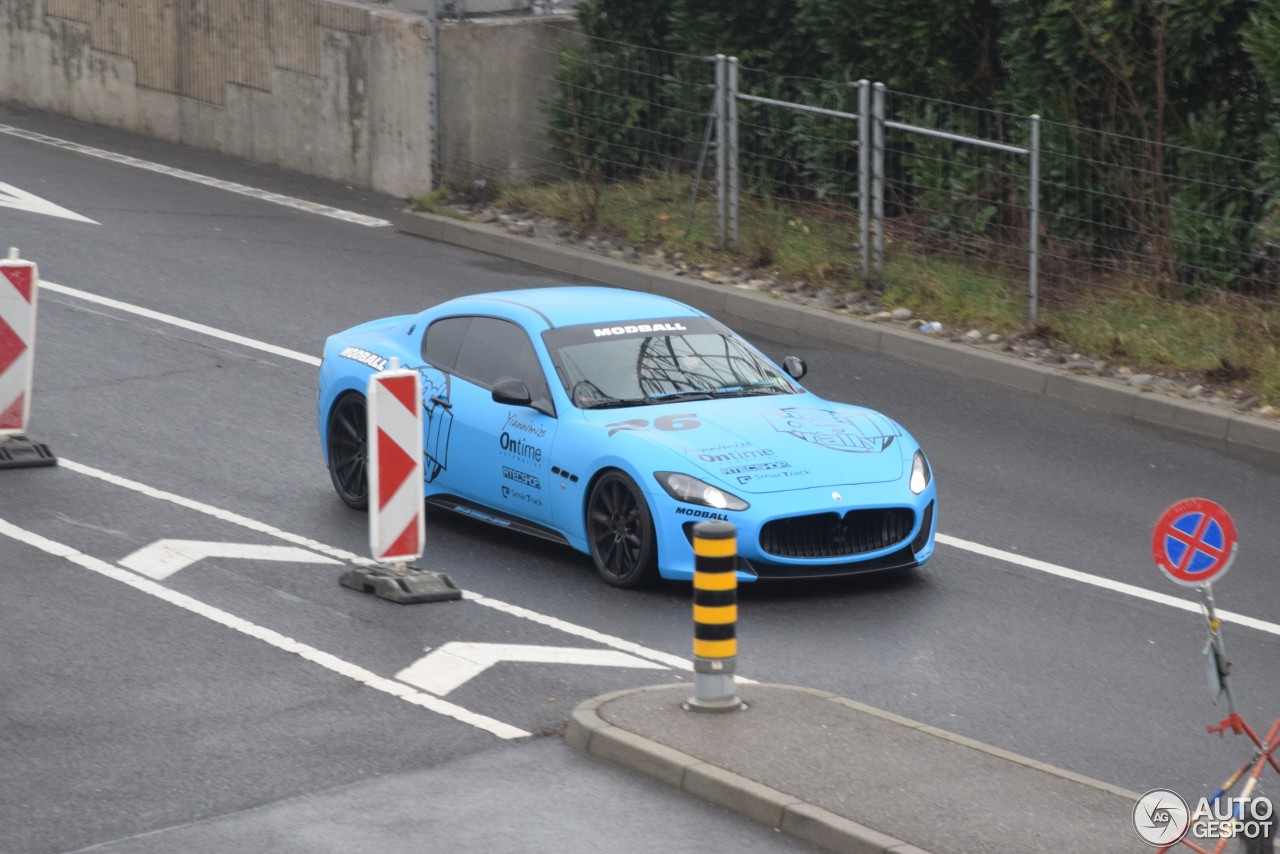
xmin=586 ymin=471 xmax=658 ymax=588
xmin=327 ymin=393 xmax=368 ymax=510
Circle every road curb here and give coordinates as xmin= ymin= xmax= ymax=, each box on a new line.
xmin=398 ymin=210 xmax=1280 ymax=471
xmin=567 ymin=684 xmax=931 ymax=854
xmin=568 ymin=684 xmax=1138 ymax=854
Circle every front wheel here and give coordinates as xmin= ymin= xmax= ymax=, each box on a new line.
xmin=586 ymin=471 xmax=658 ymax=588
xmin=327 ymin=393 xmax=368 ymax=510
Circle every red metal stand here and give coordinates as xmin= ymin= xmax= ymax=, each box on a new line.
xmin=1157 ymin=716 xmax=1280 ymax=854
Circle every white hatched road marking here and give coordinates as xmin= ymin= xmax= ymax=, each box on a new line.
xmin=396 ymin=643 xmax=666 ymax=696
xmin=119 ymin=539 xmax=342 ymax=581
xmin=0 ymin=517 xmax=529 ymax=740
xmin=0 ymin=124 xmax=392 ymax=227
xmin=57 ymin=456 xmax=695 ymax=671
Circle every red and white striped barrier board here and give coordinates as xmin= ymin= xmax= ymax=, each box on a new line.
xmin=367 ymin=364 xmax=425 ymax=564
xmin=0 ymin=248 xmax=37 ymax=436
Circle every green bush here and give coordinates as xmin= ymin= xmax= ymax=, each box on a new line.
xmin=542 ymin=0 xmax=1280 ymax=296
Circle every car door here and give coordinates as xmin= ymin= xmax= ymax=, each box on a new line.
xmin=427 ymin=315 xmax=558 ymax=527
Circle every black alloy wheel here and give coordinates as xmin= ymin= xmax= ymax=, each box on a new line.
xmin=586 ymin=471 xmax=658 ymax=588
xmin=327 ymin=393 xmax=369 ymax=510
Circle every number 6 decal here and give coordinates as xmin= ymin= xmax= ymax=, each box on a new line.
xmin=607 ymin=413 xmax=701 ymax=437
xmin=655 ymin=413 xmax=700 ymax=431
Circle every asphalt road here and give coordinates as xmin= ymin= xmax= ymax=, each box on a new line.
xmin=2 ymin=105 xmax=1278 ymax=853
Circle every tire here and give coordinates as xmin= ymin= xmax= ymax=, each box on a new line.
xmin=586 ymin=471 xmax=658 ymax=588
xmin=327 ymin=393 xmax=368 ymax=510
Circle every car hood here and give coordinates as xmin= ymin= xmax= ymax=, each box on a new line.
xmin=585 ymin=396 xmax=907 ymax=493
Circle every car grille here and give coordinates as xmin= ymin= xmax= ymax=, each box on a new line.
xmin=759 ymin=508 xmax=916 ymax=559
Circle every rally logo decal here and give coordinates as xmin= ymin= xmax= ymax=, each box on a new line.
xmin=763 ymin=407 xmax=899 ymax=453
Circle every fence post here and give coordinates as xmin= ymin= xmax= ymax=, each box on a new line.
xmin=1028 ymin=114 xmax=1041 ymax=324
xmin=715 ymin=54 xmax=727 ymax=251
xmin=872 ymin=82 xmax=886 ymax=285
xmin=857 ymin=79 xmax=871 ymax=283
xmin=685 ymin=520 xmax=745 ymax=713
xmin=727 ymin=56 xmax=740 ymax=254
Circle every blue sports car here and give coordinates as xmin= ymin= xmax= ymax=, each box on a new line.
xmin=317 ymin=286 xmax=937 ymax=587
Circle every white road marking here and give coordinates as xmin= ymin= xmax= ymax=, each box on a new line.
xmin=59 ymin=458 xmax=373 ymax=566
xmin=41 ymin=280 xmax=322 ymax=366
xmin=462 ymin=591 xmax=693 ymax=671
xmin=396 ymin=642 xmax=666 ymax=696
xmin=57 ymin=457 xmax=696 ymax=671
xmin=0 ymin=516 xmax=529 ymax=740
xmin=0 ymin=124 xmax=392 ymax=228
xmin=119 ymin=539 xmax=341 ymax=580
xmin=40 ymin=280 xmax=1280 ymax=641
xmin=0 ymin=181 xmax=98 ymax=224
xmin=936 ymin=533 xmax=1280 ymax=638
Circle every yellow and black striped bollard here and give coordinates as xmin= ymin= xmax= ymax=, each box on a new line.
xmin=685 ymin=520 xmax=746 ymax=713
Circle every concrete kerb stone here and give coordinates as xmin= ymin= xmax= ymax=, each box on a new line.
xmin=1134 ymin=392 xmax=1231 ymax=442
xmin=955 ymin=345 xmax=1055 ymax=394
xmin=1044 ymin=372 xmax=1140 ymax=420
xmin=1226 ymin=416 xmax=1280 ymax=469
xmin=575 ymin=717 xmax=700 ymax=789
xmin=397 ymin=209 xmax=1280 ymax=470
xmin=682 ymin=763 xmax=798 ymax=827
xmin=782 ymin=803 xmax=926 ymax=854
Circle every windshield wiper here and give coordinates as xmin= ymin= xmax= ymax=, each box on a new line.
xmin=581 ymin=390 xmax=714 ymax=409
xmin=710 ymin=382 xmax=792 ymax=397
xmin=648 ymin=390 xmax=715 ymax=402
xmin=580 ymin=396 xmax=652 ymax=410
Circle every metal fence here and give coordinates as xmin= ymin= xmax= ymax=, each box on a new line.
xmin=519 ymin=22 xmax=1280 ymax=324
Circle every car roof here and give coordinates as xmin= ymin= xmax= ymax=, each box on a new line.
xmin=456 ymin=286 xmax=706 ymax=329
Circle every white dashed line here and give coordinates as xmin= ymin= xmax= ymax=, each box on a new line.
xmin=45 ymin=282 xmax=1280 ymax=643
xmin=936 ymin=533 xmax=1280 ymax=638
xmin=0 ymin=124 xmax=393 ymax=228
xmin=42 ymin=280 xmax=323 ymax=367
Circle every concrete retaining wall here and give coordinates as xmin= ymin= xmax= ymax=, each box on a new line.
xmin=437 ymin=16 xmax=580 ymax=188
xmin=0 ymin=1 xmax=568 ymax=198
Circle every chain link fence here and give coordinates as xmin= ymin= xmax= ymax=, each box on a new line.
xmin=515 ymin=22 xmax=1280 ymax=326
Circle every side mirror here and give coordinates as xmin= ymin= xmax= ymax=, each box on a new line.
xmin=783 ymin=356 xmax=808 ymax=380
xmin=492 ymin=377 xmax=532 ymax=406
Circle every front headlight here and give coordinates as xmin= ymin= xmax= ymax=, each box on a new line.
xmin=909 ymin=450 xmax=932 ymax=495
xmin=655 ymin=471 xmax=750 ymax=511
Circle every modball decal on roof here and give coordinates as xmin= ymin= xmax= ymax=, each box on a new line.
xmin=592 ymin=321 xmax=689 ymax=337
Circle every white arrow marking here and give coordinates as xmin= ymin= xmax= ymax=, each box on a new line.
xmin=0 ymin=181 xmax=98 ymax=224
xmin=119 ymin=539 xmax=341 ymax=580
xmin=395 ymin=642 xmax=667 ymax=696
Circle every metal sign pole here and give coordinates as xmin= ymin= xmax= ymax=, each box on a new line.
xmin=1198 ymin=583 xmax=1235 ymax=715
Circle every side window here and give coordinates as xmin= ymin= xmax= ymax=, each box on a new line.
xmin=422 ymin=316 xmax=471 ymax=369
xmin=454 ymin=317 xmax=552 ymax=405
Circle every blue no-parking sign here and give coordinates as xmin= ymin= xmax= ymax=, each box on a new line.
xmin=1151 ymin=498 xmax=1238 ymax=587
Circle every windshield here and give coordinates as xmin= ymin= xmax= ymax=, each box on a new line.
xmin=543 ymin=317 xmax=799 ymax=409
